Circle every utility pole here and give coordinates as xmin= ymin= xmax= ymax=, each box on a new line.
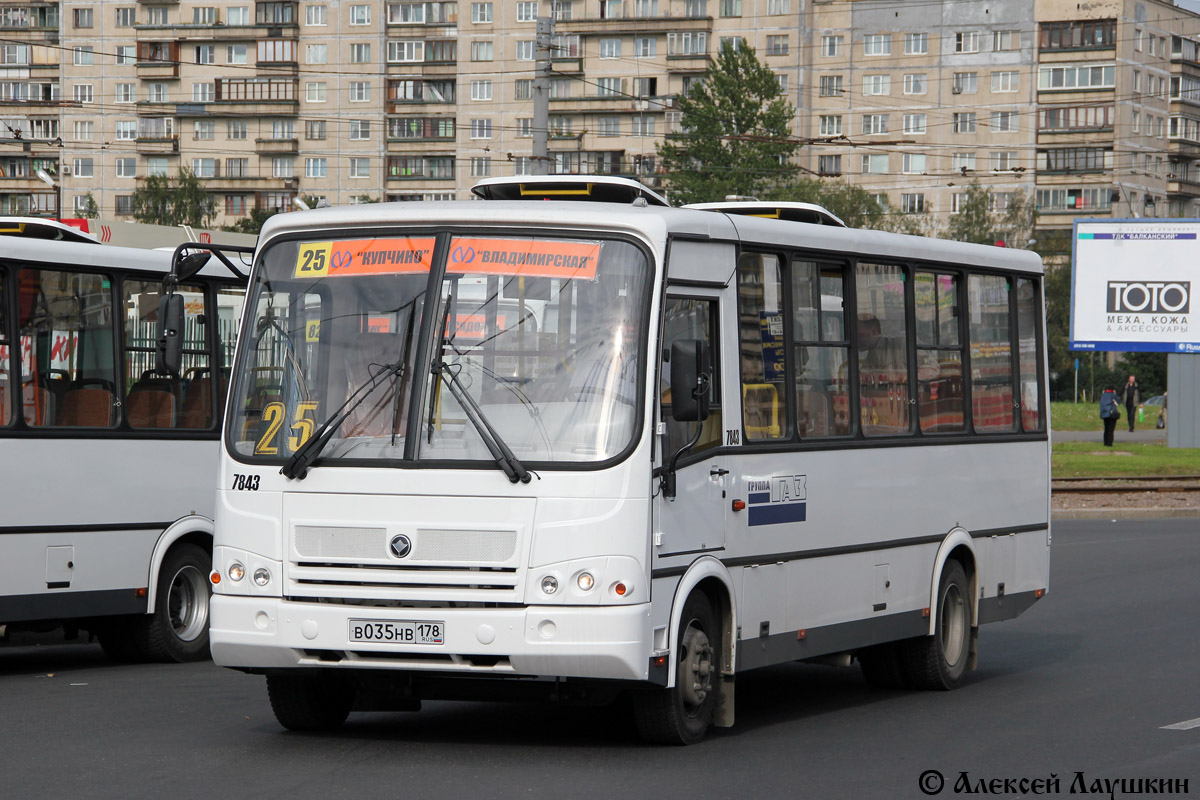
xmin=532 ymin=17 xmax=554 ymax=175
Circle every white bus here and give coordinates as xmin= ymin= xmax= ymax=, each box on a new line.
xmin=0 ymin=235 xmax=247 ymax=661
xmin=209 ymin=180 xmax=1050 ymax=743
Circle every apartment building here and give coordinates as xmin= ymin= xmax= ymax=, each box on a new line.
xmin=3 ymin=0 xmax=1200 ymax=230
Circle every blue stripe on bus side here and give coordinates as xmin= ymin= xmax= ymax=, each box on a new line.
xmin=747 ymin=492 xmax=771 ymax=504
xmin=748 ymin=503 xmax=807 ymax=527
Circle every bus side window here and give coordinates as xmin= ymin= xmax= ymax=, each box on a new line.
xmin=792 ymin=260 xmax=853 ymax=438
xmin=660 ymin=296 xmax=720 ymax=454
xmin=0 ymin=266 xmax=9 ymax=427
xmin=737 ymin=252 xmax=789 ymax=440
xmin=122 ymin=279 xmax=208 ymax=429
xmin=856 ymin=262 xmax=912 ymax=436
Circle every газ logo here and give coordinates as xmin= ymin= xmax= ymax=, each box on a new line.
xmin=389 ymin=534 xmax=413 ymax=559
xmin=746 ymin=475 xmax=807 ymax=527
xmin=1106 ymin=282 xmax=1190 ymax=314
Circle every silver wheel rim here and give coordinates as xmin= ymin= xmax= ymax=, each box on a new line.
xmin=167 ymin=565 xmax=209 ymax=642
xmin=940 ymin=583 xmax=966 ymax=669
xmin=679 ymin=621 xmax=713 ymax=716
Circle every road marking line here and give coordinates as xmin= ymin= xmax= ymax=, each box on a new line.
xmin=1161 ymin=717 xmax=1200 ymax=730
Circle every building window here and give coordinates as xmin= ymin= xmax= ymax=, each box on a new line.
xmin=992 ymin=71 xmax=1019 ymax=92
xmin=227 ymin=121 xmax=247 ymax=139
xmin=306 ymin=120 xmax=327 ymax=140
xmin=351 ymin=43 xmax=371 ymax=63
xmin=306 ymin=4 xmax=327 ymax=24
xmin=952 ymin=153 xmax=976 ymax=172
xmin=193 ymin=7 xmax=217 ymax=23
xmin=73 ymin=47 xmax=94 ymax=66
xmin=821 ymin=35 xmax=842 ymax=57
xmin=862 ymin=74 xmax=890 ymax=96
xmin=636 ymin=37 xmax=656 ymax=57
xmin=306 ymin=82 xmax=327 ymax=102
xmin=863 ymin=34 xmax=890 ymax=56
xmin=115 ymin=195 xmax=134 ymax=215
xmin=147 ymin=7 xmax=168 ymax=24
xmin=225 ymin=195 xmax=248 ymax=216
xmin=861 ymin=114 xmax=888 ymax=135
xmin=819 ymin=75 xmax=843 ymax=96
xmin=597 ymin=77 xmax=622 ymax=97
xmin=306 ymin=157 xmax=326 ymax=178
xmin=901 ymin=193 xmax=925 ymax=213
xmin=514 ymin=79 xmax=532 ymax=100
xmin=766 ymin=0 xmax=787 ymax=12
xmin=632 ymin=116 xmax=654 ymax=136
xmin=517 ymin=1 xmax=538 ymax=21
xmin=471 ymin=80 xmax=492 ymax=100
xmin=861 ymin=154 xmax=888 ymax=173
xmin=470 ymin=118 xmax=492 ymax=138
xmin=350 ymin=81 xmax=370 ymax=102
xmin=73 ymin=120 xmax=94 ymax=141
xmin=116 ymin=158 xmax=136 ymax=177
xmin=955 ymin=31 xmax=980 ymax=53
xmin=517 ymin=118 xmax=532 ymax=137
xmin=903 ymin=114 xmax=926 ymax=134
xmin=1037 ymin=63 xmax=1115 ymax=90
xmin=1039 ymin=19 xmax=1115 ymax=50
xmin=193 ymin=83 xmax=215 ymax=102
xmin=818 ymin=115 xmax=842 ymax=136
xmin=902 ymin=153 xmax=926 ymax=174
xmin=194 ymin=120 xmax=214 ymax=140
xmin=471 ymin=2 xmax=492 ymax=22
xmin=818 ymin=155 xmax=841 ymax=175
xmin=554 ymin=0 xmax=573 ymax=19
xmin=516 ymin=40 xmax=535 ymax=60
xmin=115 ymin=8 xmax=136 ymax=26
xmin=992 ymin=30 xmax=1019 ymax=51
xmin=350 ymin=5 xmax=371 ymax=24
xmin=272 ymin=157 xmax=294 ymax=178
xmin=73 ymin=8 xmax=94 ymax=27
xmin=349 ymin=120 xmax=370 ymax=140
xmin=667 ymin=31 xmax=707 ymax=56
xmin=147 ymin=157 xmax=168 ymax=176
xmin=600 ymin=38 xmax=622 ymax=59
xmin=953 ymin=112 xmax=977 ymax=134
xmin=115 ymin=46 xmax=136 ymax=65
xmin=903 ymin=73 xmax=926 ymax=95
xmin=719 ymin=0 xmax=741 ymax=16
xmin=599 ymin=116 xmax=620 ymax=136
xmin=990 ymin=111 xmax=1017 ymax=132
xmin=73 ymin=158 xmax=94 ymax=178
xmin=470 ymin=157 xmax=492 ymax=177
xmin=115 ymin=121 xmax=137 ymax=140
xmin=905 ymin=32 xmax=927 ymax=54
xmin=115 ymin=83 xmax=136 ymax=103
xmin=952 ymin=72 xmax=977 ymax=94
xmin=191 ymin=158 xmax=217 ymax=178
xmin=471 ymin=41 xmax=493 ymax=61
xmin=73 ymin=84 xmax=94 ymax=104
xmin=349 ymin=158 xmax=370 ymax=178
xmin=227 ymin=44 xmax=248 ymax=64
xmin=307 ymin=44 xmax=327 ymax=64
xmin=990 ymin=151 xmax=1019 ymax=171
xmin=228 ymin=6 xmax=249 ymax=24
xmin=766 ymin=35 xmax=788 ymax=56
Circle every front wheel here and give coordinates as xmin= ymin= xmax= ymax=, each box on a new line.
xmin=134 ymin=543 xmax=212 ymax=663
xmin=267 ymin=673 xmax=356 ymax=732
xmin=904 ymin=560 xmax=972 ymax=690
xmin=633 ymin=592 xmax=721 ymax=745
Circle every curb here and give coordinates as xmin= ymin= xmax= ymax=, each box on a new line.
xmin=1052 ymin=507 xmax=1200 ymax=520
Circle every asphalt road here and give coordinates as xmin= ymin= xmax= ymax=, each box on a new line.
xmin=3 ymin=519 xmax=1198 ymax=800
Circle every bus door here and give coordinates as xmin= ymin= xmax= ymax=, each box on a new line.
xmin=654 ymin=293 xmax=727 ymax=556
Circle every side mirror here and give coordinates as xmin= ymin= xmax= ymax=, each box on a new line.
xmin=155 ymin=292 xmax=185 ymax=378
xmin=670 ymin=339 xmax=711 ymax=422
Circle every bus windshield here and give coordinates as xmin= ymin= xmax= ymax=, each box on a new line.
xmin=228 ymin=232 xmax=650 ymax=468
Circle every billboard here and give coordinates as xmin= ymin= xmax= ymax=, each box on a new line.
xmin=1071 ymin=219 xmax=1199 ymax=353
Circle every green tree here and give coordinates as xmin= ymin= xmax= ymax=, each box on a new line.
xmin=79 ymin=192 xmax=100 ymax=219
xmin=658 ymin=42 xmax=799 ymax=205
xmin=131 ymin=168 xmax=216 ymax=228
xmin=942 ymin=181 xmax=1035 ymax=248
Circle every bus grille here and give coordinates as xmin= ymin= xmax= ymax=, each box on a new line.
xmin=287 ymin=525 xmax=524 ymax=605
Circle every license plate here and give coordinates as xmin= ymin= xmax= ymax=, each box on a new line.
xmin=348 ymin=619 xmax=445 ymax=645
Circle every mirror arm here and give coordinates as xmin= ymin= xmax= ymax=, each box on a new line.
xmin=660 ymin=371 xmax=710 ymax=500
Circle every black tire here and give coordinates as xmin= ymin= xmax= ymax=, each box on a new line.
xmin=903 ymin=560 xmax=972 ymax=690
xmin=97 ymin=618 xmax=143 ymax=663
xmin=633 ymin=592 xmax=720 ymax=745
xmin=133 ymin=543 xmax=212 ymax=663
xmin=858 ymin=642 xmax=908 ymax=689
xmin=267 ymin=673 xmax=355 ymax=732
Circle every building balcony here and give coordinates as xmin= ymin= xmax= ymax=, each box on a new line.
xmin=1168 ymin=176 xmax=1200 ymax=196
xmin=136 ymin=60 xmax=180 ymax=78
xmin=134 ymin=136 xmax=180 ymax=154
xmin=254 ymin=137 xmax=298 ymax=154
xmin=554 ymin=14 xmax=711 ymax=35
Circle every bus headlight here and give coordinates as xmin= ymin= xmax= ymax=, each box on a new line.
xmin=541 ymin=575 xmax=559 ymax=595
xmin=576 ymin=572 xmax=595 ymax=592
xmin=228 ymin=563 xmax=246 ymax=582
xmin=252 ymin=567 xmax=272 ymax=587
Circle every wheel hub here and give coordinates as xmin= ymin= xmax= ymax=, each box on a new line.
xmin=679 ymin=624 xmax=713 ymax=711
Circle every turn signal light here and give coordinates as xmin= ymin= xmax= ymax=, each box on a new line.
xmin=614 ymin=582 xmax=628 ymax=596
xmin=1035 ymin=589 xmax=1045 ymax=598
xmin=210 ymin=571 xmax=221 ymax=585
xmin=732 ymin=499 xmax=746 ymax=511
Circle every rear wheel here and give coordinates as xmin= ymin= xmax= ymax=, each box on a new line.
xmin=134 ymin=543 xmax=212 ymax=663
xmin=904 ymin=560 xmax=972 ymax=690
xmin=633 ymin=592 xmax=720 ymax=745
xmin=267 ymin=673 xmax=356 ymax=732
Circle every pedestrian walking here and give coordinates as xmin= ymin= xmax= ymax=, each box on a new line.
xmin=1121 ymin=374 xmax=1141 ymax=432
xmin=1099 ymin=385 xmax=1120 ymax=446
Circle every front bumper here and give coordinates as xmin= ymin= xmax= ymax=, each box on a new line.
xmin=210 ymin=595 xmax=653 ymax=682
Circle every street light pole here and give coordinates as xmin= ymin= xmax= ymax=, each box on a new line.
xmin=35 ymin=168 xmax=60 ymax=220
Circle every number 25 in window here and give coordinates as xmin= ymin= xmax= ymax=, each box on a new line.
xmin=255 ymin=401 xmax=320 ymax=455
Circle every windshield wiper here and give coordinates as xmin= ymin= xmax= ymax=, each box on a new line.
xmin=427 ymin=295 xmax=530 ymax=485
xmin=280 ymin=357 xmax=405 ymax=480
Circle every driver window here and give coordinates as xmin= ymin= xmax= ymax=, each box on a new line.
xmin=660 ymin=296 xmax=721 ymax=455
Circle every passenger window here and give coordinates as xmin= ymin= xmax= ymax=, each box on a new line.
xmin=661 ymin=296 xmax=721 ymax=455
xmin=0 ymin=267 xmax=9 ymax=427
xmin=914 ymin=272 xmax=964 ymax=433
xmin=856 ymin=263 xmax=911 ymax=436
xmin=19 ymin=268 xmax=118 ymax=428
xmin=1016 ymin=278 xmax=1043 ymax=432
xmin=737 ymin=252 xmax=788 ymax=440
xmin=123 ymin=279 xmax=208 ymax=429
xmin=968 ymin=274 xmax=1016 ymax=432
xmin=791 ymin=261 xmax=852 ymax=438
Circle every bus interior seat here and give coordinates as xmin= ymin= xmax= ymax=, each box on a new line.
xmin=797 ymin=381 xmax=831 ymax=438
xmin=180 ymin=374 xmax=227 ymax=429
xmin=19 ymin=382 xmax=54 ymax=426
xmin=58 ymin=384 xmax=117 ymax=427
xmin=127 ymin=386 xmax=178 ymax=428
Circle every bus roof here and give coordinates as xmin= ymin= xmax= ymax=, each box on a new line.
xmin=257 ymin=200 xmax=1043 ymax=277
xmin=0 ymin=235 xmax=249 ymax=280
xmin=0 ymin=216 xmax=99 ymax=244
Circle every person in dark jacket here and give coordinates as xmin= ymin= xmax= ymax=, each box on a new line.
xmin=1121 ymin=374 xmax=1141 ymax=432
xmin=1099 ymin=385 xmax=1120 ymax=446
